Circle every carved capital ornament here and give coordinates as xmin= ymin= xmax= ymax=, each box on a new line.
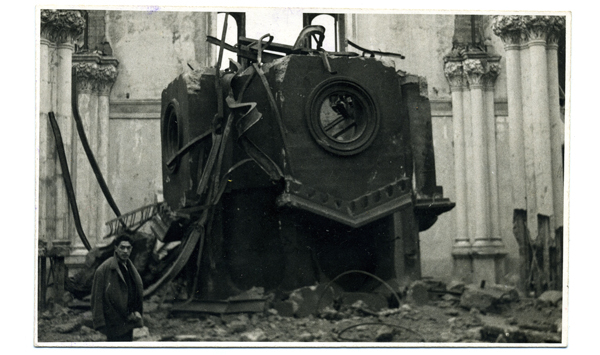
xmin=444 ymin=61 xmax=465 ymax=90
xmin=463 ymin=59 xmax=486 ymax=88
xmin=73 ymin=62 xmax=118 ymax=95
xmin=492 ymin=15 xmax=566 ymax=46
xmin=40 ymin=9 xmax=85 ymax=44
xmin=483 ymin=62 xmax=501 ymax=89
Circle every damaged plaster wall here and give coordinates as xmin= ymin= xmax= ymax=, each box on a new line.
xmin=103 ymin=10 xmax=216 ymax=221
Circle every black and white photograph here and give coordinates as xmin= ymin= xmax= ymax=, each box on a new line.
xmin=30 ymin=3 xmax=573 ymax=348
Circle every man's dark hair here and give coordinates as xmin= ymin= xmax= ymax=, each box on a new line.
xmin=113 ymin=233 xmax=134 ymax=248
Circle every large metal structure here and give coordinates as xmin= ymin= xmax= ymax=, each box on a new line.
xmin=155 ymin=19 xmax=453 ymax=299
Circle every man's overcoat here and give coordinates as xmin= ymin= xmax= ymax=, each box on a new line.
xmin=91 ymin=255 xmax=144 ymax=337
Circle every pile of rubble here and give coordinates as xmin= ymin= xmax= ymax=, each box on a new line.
xmin=39 ymin=277 xmax=563 ymax=344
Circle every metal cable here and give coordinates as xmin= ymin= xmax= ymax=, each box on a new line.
xmin=48 ymin=112 xmax=92 ymax=251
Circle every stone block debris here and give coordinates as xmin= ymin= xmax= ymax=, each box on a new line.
xmin=459 ymin=284 xmax=519 ymax=312
xmin=537 ymin=290 xmax=562 ymax=306
xmin=240 ymin=328 xmax=267 ymax=342
xmin=341 ymin=292 xmax=388 ymax=312
xmin=407 ymin=280 xmax=431 ymax=305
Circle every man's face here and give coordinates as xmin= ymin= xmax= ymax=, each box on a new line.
xmin=115 ymin=241 xmax=133 ymax=262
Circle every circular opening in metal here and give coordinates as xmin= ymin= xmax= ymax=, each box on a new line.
xmin=307 ymin=78 xmax=379 ymax=156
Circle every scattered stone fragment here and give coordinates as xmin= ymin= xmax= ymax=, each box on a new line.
xmin=228 ymin=320 xmax=248 ymax=334
xmin=378 ymin=308 xmax=402 ymax=317
xmin=285 ymin=285 xmax=335 ymax=318
xmin=55 ymin=321 xmax=80 ymax=334
xmin=40 ymin=310 xmax=53 ymax=320
xmin=314 ymin=330 xmax=328 ymax=340
xmin=439 ymin=331 xmax=458 ymax=342
xmin=299 ymin=332 xmax=315 ymax=342
xmin=537 ymin=290 xmax=562 ymax=306
xmin=149 ymin=295 xmax=161 ymax=303
xmin=267 ymin=308 xmax=278 ymax=316
xmin=447 ymin=281 xmax=466 ymax=294
xmin=400 ymin=304 xmax=412 ymax=311
xmin=555 ymin=319 xmax=562 ymax=333
xmin=342 ymin=292 xmax=388 ymax=312
xmin=442 ymin=293 xmax=460 ymax=302
xmin=481 ymin=325 xmax=527 ymax=343
xmin=445 ymin=309 xmax=459 ymax=316
xmin=407 ymin=281 xmax=430 ymax=305
xmin=133 ymin=326 xmax=150 ymax=340
xmin=464 ymin=327 xmax=483 ymax=341
xmin=460 ymin=284 xmax=519 ymax=312
xmin=506 ymin=317 xmax=518 ymax=325
xmin=143 ymin=313 xmax=158 ymax=328
xmin=144 ymin=302 xmax=159 ymax=313
xmin=240 ymin=328 xmax=267 ymax=341
xmin=170 ymin=334 xmax=203 ymax=341
xmin=273 ymin=300 xmax=296 ymax=318
xmin=77 ymin=311 xmax=94 ymax=328
xmin=229 ymin=286 xmax=265 ymax=301
xmin=319 ymin=306 xmax=341 ymax=320
xmin=213 ymin=327 xmax=227 ymax=337
xmin=375 ymin=325 xmax=395 ymax=342
xmin=79 ymin=325 xmax=94 ymax=335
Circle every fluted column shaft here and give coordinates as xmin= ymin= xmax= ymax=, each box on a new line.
xmin=39 ymin=37 xmax=54 ymax=241
xmin=483 ymin=63 xmax=502 ymax=245
xmin=503 ymin=44 xmax=527 ymax=210
xmin=546 ymin=41 xmax=564 ymax=230
xmin=444 ymin=62 xmax=470 ymax=256
xmin=72 ymin=57 xmax=118 ymax=247
xmin=96 ymin=64 xmax=118 ymax=239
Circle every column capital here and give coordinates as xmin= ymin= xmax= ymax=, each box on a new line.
xmin=97 ymin=64 xmax=119 ymax=96
xmin=444 ymin=60 xmax=466 ymax=91
xmin=483 ymin=62 xmax=501 ymax=90
xmin=522 ymin=15 xmax=566 ymax=44
xmin=40 ymin=9 xmax=85 ymax=44
xmin=547 ymin=16 xmax=566 ymax=45
xmin=73 ymin=62 xmax=99 ymax=94
xmin=492 ymin=15 xmax=527 ymax=46
xmin=492 ymin=15 xmax=565 ymax=47
xmin=73 ymin=59 xmax=118 ymax=95
xmin=463 ymin=59 xmax=486 ymax=88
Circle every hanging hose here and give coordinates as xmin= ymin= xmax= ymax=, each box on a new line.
xmin=335 ymin=321 xmax=426 ymax=342
xmin=317 ymin=270 xmax=403 ymax=311
xmin=48 ymin=112 xmax=92 ymax=251
xmin=71 ymin=67 xmax=125 ymax=228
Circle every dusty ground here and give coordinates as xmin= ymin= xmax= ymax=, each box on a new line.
xmin=36 ymin=287 xmax=563 ymax=345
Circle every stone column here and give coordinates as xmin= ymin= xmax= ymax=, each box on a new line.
xmin=72 ymin=61 xmax=99 ymax=248
xmin=40 ymin=10 xmax=85 ymax=243
xmin=39 ymin=19 xmax=55 ymax=242
xmin=464 ymin=57 xmax=505 ymax=285
xmin=71 ymin=56 xmax=119 ymax=248
xmin=444 ymin=60 xmax=471 ymax=279
xmin=492 ymin=15 xmax=566 ymax=291
xmin=525 ymin=19 xmax=554 ymax=220
xmin=96 ymin=62 xmax=119 ymax=239
xmin=48 ymin=10 xmax=86 ymax=241
xmin=482 ymin=61 xmax=504 ymax=249
xmin=546 ymin=20 xmax=565 ymax=232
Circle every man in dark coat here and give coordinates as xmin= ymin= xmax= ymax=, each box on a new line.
xmin=91 ymin=234 xmax=144 ymax=341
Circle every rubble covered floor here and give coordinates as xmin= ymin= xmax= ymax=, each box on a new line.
xmin=37 ymin=286 xmax=563 ymax=344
